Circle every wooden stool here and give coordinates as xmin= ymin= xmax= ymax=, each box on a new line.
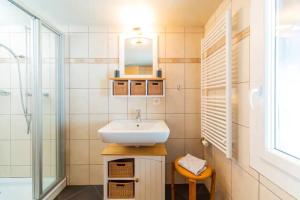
xmin=171 ymin=157 xmax=216 ymax=200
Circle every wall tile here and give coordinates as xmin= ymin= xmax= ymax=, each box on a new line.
xmin=146 ymin=97 xmax=165 ymax=114
xmin=232 ymin=124 xmax=259 ymax=179
xmin=233 ymin=83 xmax=249 ymax=127
xmin=166 ymin=89 xmax=184 ymax=113
xmin=232 ymin=37 xmax=249 ymax=83
xmin=165 ymin=63 xmax=185 ymax=89
xmin=184 ymin=139 xmax=203 ymax=158
xmin=89 ymin=114 xmax=109 ymax=139
xmin=185 ymin=64 xmax=201 ymax=88
xmin=70 ymin=140 xmax=89 ymax=164
xmin=70 ymin=64 xmax=89 ymax=88
xmin=184 ymin=114 xmax=201 ymax=138
xmin=90 ymin=140 xmax=107 ymax=164
xmin=11 ymin=140 xmax=31 ymax=165
xmin=0 ymin=90 xmax=10 ymax=114
xmin=0 ymin=115 xmax=10 ymax=139
xmin=166 ymin=33 xmax=184 ymax=58
xmin=69 ymin=89 xmax=89 ymax=114
xmin=10 ymin=166 xmax=31 ymax=177
xmin=90 ymin=165 xmax=104 ymax=185
xmin=185 ymin=89 xmax=201 ymax=113
xmin=0 ymin=64 xmax=10 ymax=88
xmin=259 ymin=184 xmax=280 ymax=200
xmin=108 ymin=114 xmax=127 ymax=121
xmin=11 ymin=115 xmax=29 ymax=140
xmin=108 ymin=33 xmax=119 ymax=58
xmin=214 ymin=148 xmax=231 ymax=197
xmin=146 ymin=113 xmax=166 ymax=120
xmin=128 ymin=97 xmax=146 ymax=114
xmin=232 ymin=163 xmax=259 ymax=200
xmin=166 ymin=114 xmax=184 ymax=139
xmin=69 ymin=33 xmax=88 ymax=58
xmin=166 ymin=139 xmax=185 ymax=163
xmin=89 ymin=33 xmax=108 ymax=58
xmin=185 ymin=33 xmax=202 ymax=58
xmin=88 ymin=64 xmax=108 ymax=88
xmin=70 ymin=165 xmax=89 ymax=185
xmin=108 ymin=96 xmax=127 ymax=114
xmin=0 ymin=141 xmax=10 ymax=165
xmin=89 ymin=89 xmax=109 ymax=114
xmin=0 ymin=166 xmax=10 ymax=177
xmin=70 ymin=114 xmax=89 ymax=139
xmin=158 ymin=33 xmax=166 ymax=58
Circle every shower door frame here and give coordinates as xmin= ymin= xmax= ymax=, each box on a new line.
xmin=8 ymin=1 xmax=65 ymax=199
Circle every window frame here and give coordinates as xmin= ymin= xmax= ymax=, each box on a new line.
xmin=250 ymin=0 xmax=300 ymax=198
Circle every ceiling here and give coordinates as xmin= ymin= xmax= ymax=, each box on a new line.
xmin=16 ymin=0 xmax=222 ymax=27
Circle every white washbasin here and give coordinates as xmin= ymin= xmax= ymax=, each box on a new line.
xmin=98 ymin=120 xmax=170 ymax=146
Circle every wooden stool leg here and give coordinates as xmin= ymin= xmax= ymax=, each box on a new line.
xmin=171 ymin=162 xmax=175 ymax=200
xmin=188 ymin=179 xmax=196 ymax=200
xmin=210 ymin=170 xmax=216 ymax=200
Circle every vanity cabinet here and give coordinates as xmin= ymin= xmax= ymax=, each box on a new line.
xmin=102 ymin=144 xmax=167 ymax=200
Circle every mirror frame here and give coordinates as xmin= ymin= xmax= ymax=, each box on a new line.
xmin=119 ymin=33 xmax=158 ymax=78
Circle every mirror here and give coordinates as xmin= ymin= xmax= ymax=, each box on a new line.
xmin=120 ymin=34 xmax=158 ymax=77
xmin=125 ymin=37 xmax=153 ymax=75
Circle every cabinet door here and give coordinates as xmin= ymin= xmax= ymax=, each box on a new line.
xmin=135 ymin=158 xmax=164 ymax=200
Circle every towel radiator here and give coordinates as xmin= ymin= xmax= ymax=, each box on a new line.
xmin=201 ymin=9 xmax=232 ymax=158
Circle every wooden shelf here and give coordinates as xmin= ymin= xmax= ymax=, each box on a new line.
xmin=109 ymin=77 xmax=165 ymax=81
xmin=101 ymin=144 xmax=167 ymax=156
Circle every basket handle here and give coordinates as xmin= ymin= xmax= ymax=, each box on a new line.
xmin=116 ymin=163 xmax=126 ymax=166
xmin=116 ymin=184 xmax=125 ymax=187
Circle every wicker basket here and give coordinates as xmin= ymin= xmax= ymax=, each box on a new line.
xmin=108 ymin=159 xmax=134 ymax=178
xmin=108 ymin=181 xmax=134 ymax=199
xmin=148 ymin=80 xmax=163 ymax=95
xmin=130 ymin=80 xmax=146 ymax=95
xmin=113 ymin=80 xmax=128 ymax=95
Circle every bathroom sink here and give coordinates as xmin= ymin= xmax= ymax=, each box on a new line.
xmin=98 ymin=120 xmax=170 ymax=146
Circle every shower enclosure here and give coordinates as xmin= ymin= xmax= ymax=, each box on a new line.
xmin=0 ymin=0 xmax=65 ymax=199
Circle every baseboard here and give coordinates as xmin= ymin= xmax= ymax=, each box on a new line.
xmin=43 ymin=178 xmax=66 ymax=200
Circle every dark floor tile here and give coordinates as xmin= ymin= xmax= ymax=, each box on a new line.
xmin=56 ymin=184 xmax=209 ymax=200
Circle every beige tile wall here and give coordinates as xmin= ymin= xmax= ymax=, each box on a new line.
xmin=203 ymin=0 xmax=297 ymax=199
xmin=64 ymin=25 xmax=204 ymax=185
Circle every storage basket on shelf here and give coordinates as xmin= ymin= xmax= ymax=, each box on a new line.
xmin=130 ymin=80 xmax=146 ymax=95
xmin=108 ymin=159 xmax=134 ymax=178
xmin=148 ymin=80 xmax=163 ymax=95
xmin=113 ymin=80 xmax=128 ymax=95
xmin=108 ymin=180 xmax=134 ymax=199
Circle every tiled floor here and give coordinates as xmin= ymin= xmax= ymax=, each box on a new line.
xmin=55 ymin=184 xmax=210 ymax=200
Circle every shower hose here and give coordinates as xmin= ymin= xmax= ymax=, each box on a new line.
xmin=0 ymin=43 xmax=32 ymax=134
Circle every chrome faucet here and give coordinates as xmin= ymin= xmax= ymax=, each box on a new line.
xmin=136 ymin=109 xmax=142 ymax=122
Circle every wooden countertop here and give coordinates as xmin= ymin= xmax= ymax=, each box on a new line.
xmin=101 ymin=144 xmax=167 ymax=156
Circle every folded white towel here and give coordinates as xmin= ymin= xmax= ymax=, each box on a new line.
xmin=178 ymin=154 xmax=207 ymax=176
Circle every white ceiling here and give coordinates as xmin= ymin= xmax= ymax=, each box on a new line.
xmin=16 ymin=0 xmax=222 ymax=27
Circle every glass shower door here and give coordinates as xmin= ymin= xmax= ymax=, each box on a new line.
xmin=41 ymin=25 xmax=59 ymax=192
xmin=0 ymin=0 xmax=33 ymax=199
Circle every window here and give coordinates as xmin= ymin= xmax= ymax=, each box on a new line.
xmin=274 ymin=0 xmax=300 ymax=160
xmin=250 ymin=0 xmax=300 ymax=198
